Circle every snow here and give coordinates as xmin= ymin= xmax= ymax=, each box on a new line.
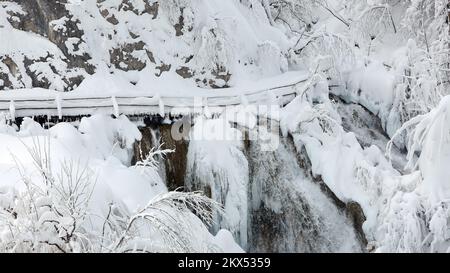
xmin=280 ymin=78 xmax=450 ymax=252
xmin=8 ymin=100 xmax=14 ymax=120
xmin=0 ymin=23 xmax=62 ymax=60
xmin=157 ymin=95 xmax=164 ymax=116
xmin=340 ymin=61 xmax=395 ymax=118
xmin=0 ymin=3 xmax=73 ymax=91
xmin=45 ymin=0 xmax=293 ymax=90
xmin=0 ymin=0 xmax=309 ymax=93
xmin=0 ymin=114 xmax=242 ymax=252
xmin=0 ymin=0 xmax=449 ymax=253
xmin=1 ymin=70 xmax=308 ymax=98
xmin=55 ymin=93 xmax=63 ymax=119
xmin=211 ymin=229 xmax=245 ymax=253
xmin=281 ymin=89 xmax=392 ymax=236
xmin=111 ymin=96 xmax=119 ymax=117
xmin=393 ymin=96 xmax=450 ymax=204
xmin=77 ymin=114 xmax=141 ymax=164
xmin=0 ymin=71 xmax=307 ymax=119
xmin=186 ymin=116 xmax=249 ymax=248
xmin=19 ymin=117 xmax=46 ymax=136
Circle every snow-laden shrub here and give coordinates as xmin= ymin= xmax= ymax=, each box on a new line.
xmin=387 ymin=38 xmax=448 ymax=147
xmin=350 ymin=5 xmax=397 ymax=56
xmin=403 ymin=0 xmax=449 ymax=55
xmin=264 ymin=0 xmax=320 ymax=32
xmin=257 ymin=41 xmax=288 ymax=77
xmin=383 ymin=96 xmax=450 ymax=252
xmin=382 ymin=0 xmax=448 ymax=145
xmin=0 ymin=115 xmax=238 ymax=253
xmin=295 ymin=32 xmax=356 ymax=85
xmin=388 ymin=96 xmax=450 ymax=203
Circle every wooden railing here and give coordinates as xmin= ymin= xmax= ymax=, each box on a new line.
xmin=0 ymin=78 xmax=307 ymax=119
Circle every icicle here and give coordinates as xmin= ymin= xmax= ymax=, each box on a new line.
xmin=9 ymin=100 xmax=15 ymax=120
xmin=55 ymin=93 xmax=63 ymax=120
xmin=157 ymin=94 xmax=165 ymax=117
xmin=111 ymin=96 xmax=119 ymax=117
xmin=203 ymin=97 xmax=211 ymax=118
xmin=193 ymin=96 xmax=204 ymax=115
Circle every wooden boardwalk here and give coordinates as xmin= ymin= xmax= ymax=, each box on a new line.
xmin=0 ymin=78 xmax=307 ymax=120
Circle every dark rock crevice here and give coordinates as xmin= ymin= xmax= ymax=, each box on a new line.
xmin=132 ymin=124 xmax=188 ymax=191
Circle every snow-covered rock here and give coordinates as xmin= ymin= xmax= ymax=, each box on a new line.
xmin=0 ymin=0 xmax=293 ymax=91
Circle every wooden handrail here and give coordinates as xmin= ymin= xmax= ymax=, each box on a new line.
xmin=0 ymin=78 xmax=306 ymax=119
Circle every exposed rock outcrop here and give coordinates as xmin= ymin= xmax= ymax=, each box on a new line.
xmin=0 ymin=0 xmax=290 ymax=91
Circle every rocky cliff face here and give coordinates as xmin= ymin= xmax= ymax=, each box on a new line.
xmin=1 ymin=0 xmax=90 ymax=90
xmin=0 ymin=0 xmax=292 ymax=92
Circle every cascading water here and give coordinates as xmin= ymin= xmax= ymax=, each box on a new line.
xmin=129 ymin=91 xmax=411 ymax=253
xmin=246 ymin=135 xmax=364 ymax=252
xmin=185 ymin=117 xmax=249 ymax=249
xmin=183 ymin=116 xmax=364 ymax=252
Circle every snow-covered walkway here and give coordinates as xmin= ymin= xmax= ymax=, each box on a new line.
xmin=0 ymin=72 xmax=308 ymax=118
